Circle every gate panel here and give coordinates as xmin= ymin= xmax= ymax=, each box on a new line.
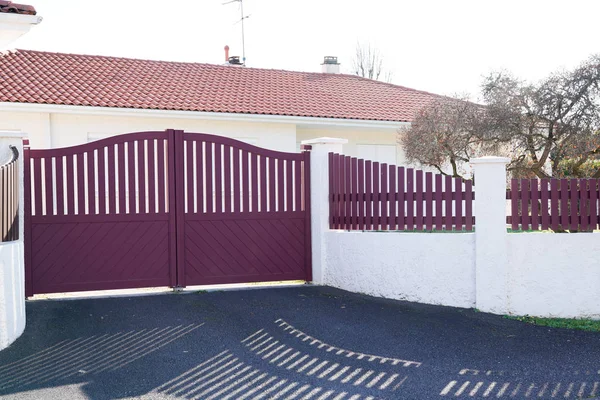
xmin=24 ymin=131 xmax=176 ymax=296
xmin=177 ymin=131 xmax=311 ymax=286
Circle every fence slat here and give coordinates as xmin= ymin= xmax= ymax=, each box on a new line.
xmin=87 ymin=150 xmax=96 ymax=215
xmin=157 ymin=139 xmax=166 ymax=214
xmin=66 ymin=154 xmax=75 ymax=215
xmin=444 ymin=176 xmax=452 ymax=230
xmin=233 ymin=147 xmax=241 ymax=213
xmin=511 ymin=179 xmax=519 ymax=230
xmin=268 ymin=155 xmax=275 ymax=213
xmin=351 ymin=157 xmax=358 ymax=229
xmin=259 ymin=154 xmax=266 ymax=213
xmin=147 ymin=140 xmax=156 ymax=214
xmin=215 ymin=143 xmax=223 ymax=214
xmin=560 ymin=179 xmax=569 ymax=230
xmin=541 ymin=179 xmax=549 ymax=230
xmin=286 ymin=158 xmax=293 ymax=213
xmin=388 ymin=165 xmax=396 ymax=230
xmin=77 ymin=153 xmax=86 ymax=215
xmin=358 ymin=159 xmax=365 ymax=230
xmin=590 ymin=179 xmax=598 ymax=230
xmin=406 ymin=168 xmax=414 ymax=231
xmin=435 ymin=174 xmax=443 ymax=231
xmin=345 ymin=156 xmax=352 ymax=230
xmin=569 ymin=179 xmax=578 ymax=231
xmin=127 ymin=142 xmax=135 ymax=214
xmin=185 ymin=140 xmax=194 ymax=214
xmin=425 ymin=172 xmax=433 ymax=230
xmin=415 ymin=170 xmax=423 ymax=231
xmin=550 ymin=179 xmax=559 ymax=231
xmin=106 ymin=144 xmax=116 ymax=215
xmin=243 ymin=150 xmax=250 ymax=213
xmin=277 ymin=158 xmax=285 ymax=213
xmin=380 ymin=163 xmax=388 ymax=230
xmin=365 ymin=160 xmax=372 ymax=230
xmin=465 ymin=179 xmax=473 ymax=231
xmin=398 ymin=167 xmax=405 ymax=231
xmin=530 ymin=179 xmax=539 ymax=231
xmin=330 ymin=153 xmax=337 ymax=228
xmin=224 ymin=145 xmax=232 ymax=213
xmin=521 ymin=179 xmax=530 ymax=230
xmin=205 ymin=142 xmax=213 ymax=213
xmin=580 ymin=179 xmax=588 ymax=232
xmin=137 ymin=141 xmax=145 ymax=214
xmin=55 ymin=156 xmax=65 ymax=216
xmin=118 ymin=144 xmax=127 ymax=214
xmin=253 ymin=153 xmax=260 ymax=213
xmin=454 ymin=177 xmax=463 ymax=231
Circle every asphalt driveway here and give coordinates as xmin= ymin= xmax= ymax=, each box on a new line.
xmin=0 ymin=285 xmax=598 ymax=399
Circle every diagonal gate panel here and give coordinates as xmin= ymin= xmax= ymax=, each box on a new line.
xmin=175 ymin=131 xmax=311 ymax=286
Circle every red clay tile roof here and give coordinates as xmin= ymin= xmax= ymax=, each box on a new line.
xmin=0 ymin=49 xmax=441 ymax=122
xmin=0 ymin=1 xmax=36 ymax=15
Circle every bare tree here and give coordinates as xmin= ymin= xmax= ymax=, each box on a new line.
xmin=352 ymin=42 xmax=393 ymax=83
xmin=400 ymin=54 xmax=600 ymax=179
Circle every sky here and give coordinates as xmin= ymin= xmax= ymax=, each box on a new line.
xmin=10 ymin=0 xmax=600 ymax=100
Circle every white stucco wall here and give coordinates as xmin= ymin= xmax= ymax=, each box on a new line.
xmin=0 ymin=240 xmax=25 ymax=350
xmin=325 ymin=231 xmax=476 ymax=308
xmin=506 ymin=233 xmax=600 ymax=319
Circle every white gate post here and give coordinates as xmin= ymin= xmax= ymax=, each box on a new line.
xmin=470 ymin=156 xmax=511 ymax=314
xmin=301 ymin=137 xmax=347 ymax=285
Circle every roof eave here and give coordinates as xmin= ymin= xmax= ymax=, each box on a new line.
xmin=0 ymin=102 xmax=410 ymax=130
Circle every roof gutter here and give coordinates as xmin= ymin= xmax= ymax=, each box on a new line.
xmin=0 ymin=102 xmax=409 ymax=130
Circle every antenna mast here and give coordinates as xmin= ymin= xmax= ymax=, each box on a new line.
xmin=223 ymin=0 xmax=249 ymax=65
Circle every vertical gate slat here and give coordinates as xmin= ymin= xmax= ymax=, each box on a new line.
xmin=541 ymin=179 xmax=550 ymax=230
xmin=530 ymin=179 xmax=539 ymax=231
xmin=365 ymin=160 xmax=372 ymax=230
xmin=107 ymin=144 xmax=116 ymax=215
xmin=286 ymin=158 xmax=293 ymax=213
xmin=406 ymin=168 xmax=414 ymax=231
xmin=569 ymin=179 xmax=578 ymax=231
xmin=44 ymin=157 xmax=53 ymax=216
xmin=372 ymin=161 xmax=379 ymax=230
xmin=550 ymin=179 xmax=559 ymax=231
xmin=521 ymin=179 xmax=530 ymax=230
xmin=358 ymin=159 xmax=365 ymax=230
xmin=415 ymin=170 xmax=423 ymax=231
xmin=454 ymin=177 xmax=463 ymax=231
xmin=66 ymin=154 xmax=75 ymax=215
xmin=329 ymin=153 xmax=335 ymax=228
xmin=223 ymin=145 xmax=232 ymax=213
xmin=242 ymin=150 xmax=253 ymax=212
xmin=55 ymin=156 xmax=64 ymax=215
xmin=277 ymin=158 xmax=285 ymax=212
xmin=157 ymin=139 xmax=166 ymax=214
xmin=147 ymin=139 xmax=156 ymax=214
xmin=345 ymin=156 xmax=352 ymax=230
xmin=351 ymin=158 xmax=358 ymax=229
xmin=268 ymin=156 xmax=275 ymax=213
xmin=77 ymin=152 xmax=85 ymax=215
xmin=435 ymin=174 xmax=443 ymax=231
xmin=425 ymin=172 xmax=433 ymax=230
xmin=580 ymin=179 xmax=588 ymax=232
xmin=137 ymin=141 xmax=146 ymax=214
xmin=295 ymin=157 xmax=303 ymax=214
xmin=205 ymin=142 xmax=213 ymax=213
xmin=388 ymin=165 xmax=396 ymax=230
xmin=87 ymin=150 xmax=95 ymax=215
xmin=260 ymin=154 xmax=267 ymax=213
xmin=560 ymin=179 xmax=569 ymax=230
xmin=398 ymin=167 xmax=404 ymax=231
xmin=33 ymin=158 xmax=43 ymax=216
xmin=380 ymin=163 xmax=388 ymax=230
xmin=118 ymin=143 xmax=127 ymax=214
xmin=465 ymin=179 xmax=473 ymax=231
xmin=127 ymin=142 xmax=135 ymax=214
xmin=185 ymin=140 xmax=194 ymax=214
xmin=215 ymin=143 xmax=223 ymax=214
xmin=589 ymin=179 xmax=598 ymax=230
xmin=444 ymin=175 xmax=452 ymax=230
xmin=233 ymin=147 xmax=240 ymax=213
xmin=252 ymin=153 xmax=259 ymax=213
xmin=511 ymin=179 xmax=519 ymax=230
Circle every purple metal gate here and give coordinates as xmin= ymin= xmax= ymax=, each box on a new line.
xmin=24 ymin=130 xmax=311 ymax=296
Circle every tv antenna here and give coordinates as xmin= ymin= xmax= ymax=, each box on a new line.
xmin=223 ymin=0 xmax=249 ymax=65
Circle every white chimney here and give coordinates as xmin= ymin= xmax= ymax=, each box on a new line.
xmin=321 ymin=56 xmax=340 ymax=74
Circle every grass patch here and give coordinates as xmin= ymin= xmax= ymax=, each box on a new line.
xmin=505 ymin=315 xmax=600 ymax=332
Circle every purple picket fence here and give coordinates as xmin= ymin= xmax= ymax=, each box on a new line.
xmin=1 ymin=146 xmax=19 ymax=242
xmin=506 ymin=178 xmax=600 ymax=231
xmin=329 ymin=153 xmax=475 ymax=231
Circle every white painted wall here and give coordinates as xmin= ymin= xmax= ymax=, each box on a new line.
xmin=0 ymin=240 xmax=25 ymax=350
xmin=507 ymin=233 xmax=600 ymax=319
xmin=326 ymin=231 xmax=476 ymax=308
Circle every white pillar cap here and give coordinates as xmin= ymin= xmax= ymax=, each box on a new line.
xmin=301 ymin=137 xmax=348 ymax=145
xmin=470 ymin=156 xmax=511 ymax=165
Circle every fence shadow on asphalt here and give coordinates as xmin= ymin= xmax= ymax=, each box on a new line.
xmin=0 ymin=323 xmax=202 ymax=393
